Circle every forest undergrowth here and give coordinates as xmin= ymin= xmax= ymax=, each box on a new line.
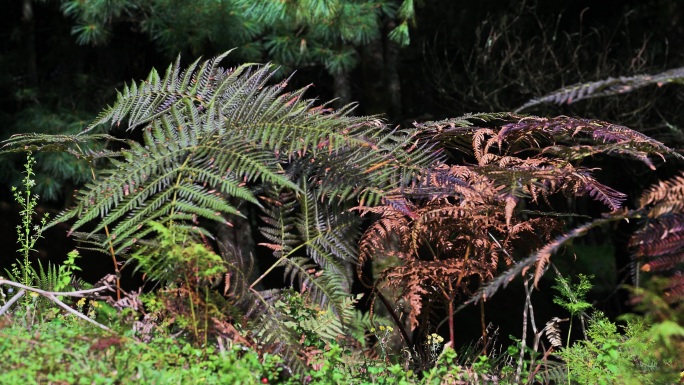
xmin=0 ymin=53 xmax=682 ymax=384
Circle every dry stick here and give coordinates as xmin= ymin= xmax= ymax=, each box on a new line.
xmin=0 ymin=278 xmax=113 ymax=331
xmin=525 ymin=272 xmax=543 ymax=384
xmin=0 ymin=290 xmax=26 ymax=315
xmin=530 ymin=346 xmax=556 ymax=382
xmin=516 ymin=274 xmax=535 ymax=384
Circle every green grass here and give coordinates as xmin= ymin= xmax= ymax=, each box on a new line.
xmin=0 ymin=315 xmax=282 ymax=385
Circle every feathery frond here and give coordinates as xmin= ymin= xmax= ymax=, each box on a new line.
xmin=517 ymin=66 xmax=684 ymax=112
xmin=9 ymin=52 xmax=426 ymax=255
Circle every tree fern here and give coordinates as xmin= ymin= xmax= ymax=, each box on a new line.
xmin=1 ymin=52 xmax=430 ymax=376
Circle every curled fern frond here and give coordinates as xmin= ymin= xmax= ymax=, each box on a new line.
xmin=543 ymin=317 xmax=566 ymax=348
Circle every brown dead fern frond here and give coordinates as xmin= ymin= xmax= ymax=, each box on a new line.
xmin=626 ymin=173 xmax=684 ymax=303
xmin=422 ymin=114 xmax=678 ymax=169
xmin=639 ymin=171 xmax=684 ymax=208
xmin=357 ymin=163 xmax=546 ymax=344
xmin=664 ymin=272 xmax=684 ymax=303
xmin=364 ymin=113 xmax=679 ymax=348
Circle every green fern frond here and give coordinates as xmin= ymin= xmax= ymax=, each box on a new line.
xmin=258 ymin=183 xmax=360 ymax=310
xmin=89 ymin=51 xmax=262 ymax=132
xmin=63 ymin=105 xmax=319 ymax=251
xmin=297 ymin=185 xmax=359 ymax=281
xmin=258 ymin=190 xmax=299 ymax=259
xmin=280 ymin=257 xmax=349 ymax=317
xmin=1 ymin=133 xmax=123 ymax=161
xmin=517 ymin=66 xmax=684 ymax=112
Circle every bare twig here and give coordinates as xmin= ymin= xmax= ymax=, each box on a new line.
xmin=516 ymin=273 xmax=534 ymax=383
xmin=0 ymin=278 xmax=113 ymax=331
xmin=0 ymin=290 xmax=26 ymax=315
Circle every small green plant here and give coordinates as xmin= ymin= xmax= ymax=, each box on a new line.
xmin=552 ymin=272 xmax=593 ymax=385
xmin=0 ymin=315 xmax=283 ymax=384
xmin=8 ymin=152 xmax=48 ymax=299
xmin=3 ymin=153 xmax=84 ymax=326
xmin=552 ymin=273 xmax=593 ymax=346
xmin=303 ymin=341 xmax=416 ymax=385
xmin=131 ymin=222 xmax=230 ymax=345
xmin=558 ymin=312 xmax=679 ymax=385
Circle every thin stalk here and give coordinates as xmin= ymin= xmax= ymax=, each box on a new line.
xmin=249 ymin=241 xmax=308 ymax=289
xmin=516 ymin=274 xmax=533 ymax=384
xmin=448 ymin=294 xmax=455 ymax=348
xmin=566 ymin=318 xmax=573 ymax=385
xmin=204 ymin=286 xmax=209 ymax=346
xmin=184 ymin=274 xmax=199 ymax=342
xmin=81 ymin=143 xmax=121 ymax=300
xmin=480 ymin=301 xmax=487 ymax=355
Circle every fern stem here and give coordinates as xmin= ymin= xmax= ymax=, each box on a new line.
xmin=566 ymin=317 xmax=573 ymax=385
xmin=102 ymin=224 xmax=121 ymax=301
xmin=204 ymin=286 xmax=209 ymax=347
xmin=448 ymin=294 xmax=455 ymax=348
xmin=249 ymin=241 xmax=309 ymax=289
xmin=375 ymin=290 xmax=414 ymax=351
xmin=516 ymin=275 xmax=533 ymax=384
xmin=184 ymin=273 xmax=199 ymax=342
xmin=81 ymin=143 xmax=122 ymax=300
xmin=480 ymin=300 xmax=487 ymax=355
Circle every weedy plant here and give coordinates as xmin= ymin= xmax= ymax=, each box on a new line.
xmin=0 ymin=153 xmax=114 ymax=332
xmin=8 ymin=152 xmax=50 ymax=296
xmin=2 ymin=153 xmax=85 ymax=323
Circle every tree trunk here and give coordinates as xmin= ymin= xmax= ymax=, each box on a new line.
xmin=215 ymin=203 xmax=260 ymax=288
xmin=21 ymin=0 xmax=38 ymax=87
xmin=333 ymin=71 xmax=352 ymax=110
xmin=384 ymin=22 xmax=402 ymax=122
xmin=361 ymin=38 xmax=387 ymax=116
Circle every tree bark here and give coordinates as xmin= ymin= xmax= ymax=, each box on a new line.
xmin=215 ymin=202 xmax=260 ymax=288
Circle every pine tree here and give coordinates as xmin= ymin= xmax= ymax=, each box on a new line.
xmin=59 ymin=0 xmax=415 ymax=107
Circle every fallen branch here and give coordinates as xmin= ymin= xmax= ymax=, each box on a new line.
xmin=0 ymin=278 xmax=113 ymax=331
